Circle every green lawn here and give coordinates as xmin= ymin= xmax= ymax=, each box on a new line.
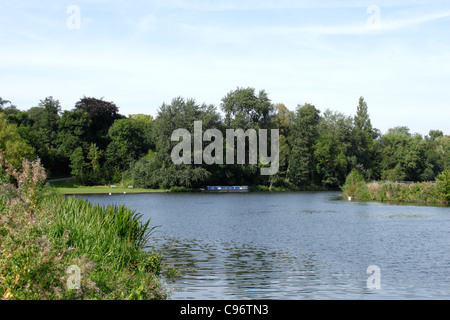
xmin=48 ymin=179 xmax=168 ymax=195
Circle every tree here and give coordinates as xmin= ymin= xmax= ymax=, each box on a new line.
xmin=436 ymin=169 xmax=450 ymax=202
xmin=105 ymin=117 xmax=152 ymax=179
xmin=35 ymin=97 xmax=61 ymax=144
xmin=314 ymin=110 xmax=354 ymax=188
xmin=74 ymin=97 xmax=124 ymax=149
xmin=314 ymin=133 xmax=348 ymax=188
xmin=70 ymin=147 xmax=86 ymax=184
xmin=342 ymin=169 xmax=366 ymax=198
xmin=266 ymin=104 xmax=294 ymax=187
xmin=86 ymin=143 xmax=104 ymax=185
xmin=55 ymin=109 xmax=92 ymax=174
xmin=287 ymin=103 xmax=321 ymax=188
xmin=354 ymin=97 xmax=372 ymax=132
xmin=428 ymin=130 xmax=444 ymax=141
xmin=220 ymin=88 xmax=277 ymax=186
xmin=221 ymin=87 xmax=274 ymax=130
xmin=0 ymin=113 xmax=35 ymax=168
xmin=380 ymin=127 xmax=426 ymax=181
xmin=0 ymin=97 xmax=11 ymax=108
xmin=145 ymin=97 xmax=221 ymax=188
xmin=352 ymin=97 xmax=378 ymax=179
xmin=24 ymin=97 xmax=62 ymax=175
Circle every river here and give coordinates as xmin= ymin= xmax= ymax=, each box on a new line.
xmin=78 ymin=191 xmax=450 ymax=300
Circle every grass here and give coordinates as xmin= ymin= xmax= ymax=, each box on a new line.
xmin=48 ymin=179 xmax=169 ymax=195
xmin=342 ymin=170 xmax=449 ymax=205
xmin=1 ymin=155 xmax=174 ymax=300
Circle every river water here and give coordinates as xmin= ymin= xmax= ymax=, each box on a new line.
xmin=78 ymin=191 xmax=450 ymax=300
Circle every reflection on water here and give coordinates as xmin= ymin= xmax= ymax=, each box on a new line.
xmin=79 ymin=192 xmax=450 ymax=300
xmin=157 ymin=237 xmax=330 ymax=299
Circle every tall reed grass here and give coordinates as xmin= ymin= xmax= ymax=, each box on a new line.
xmin=49 ymin=197 xmax=158 ymax=271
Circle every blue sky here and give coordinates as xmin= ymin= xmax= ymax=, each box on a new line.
xmin=1 ymin=0 xmax=449 ymax=135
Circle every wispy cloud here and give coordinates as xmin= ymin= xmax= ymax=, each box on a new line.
xmin=179 ymin=9 xmax=450 ymax=39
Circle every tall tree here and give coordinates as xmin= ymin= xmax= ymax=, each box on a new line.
xmin=221 ymin=87 xmax=274 ymax=130
xmin=55 ymin=109 xmax=92 ymax=175
xmin=24 ymin=97 xmax=62 ymax=174
xmin=288 ymin=103 xmax=321 ymax=188
xmin=352 ymin=96 xmax=378 ymax=179
xmin=143 ymin=97 xmax=221 ymax=188
xmin=74 ymin=97 xmax=124 ymax=149
xmin=0 ymin=97 xmax=11 ymax=110
xmin=105 ymin=117 xmax=152 ymax=180
xmin=70 ymin=146 xmax=86 ymax=184
xmin=380 ymin=127 xmax=426 ymax=181
xmin=314 ymin=110 xmax=354 ymax=188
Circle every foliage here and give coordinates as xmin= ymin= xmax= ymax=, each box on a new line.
xmin=341 ymin=169 xmax=366 ymax=198
xmin=221 ymin=87 xmax=274 ymax=129
xmin=0 ymin=113 xmax=35 ymax=168
xmin=74 ymin=96 xmax=124 ymax=149
xmin=287 ymin=103 xmax=321 ymax=188
xmin=342 ymin=168 xmax=449 ymax=204
xmin=169 ymin=186 xmax=197 ymax=192
xmin=1 ymin=93 xmax=449 ymax=193
xmin=436 ymin=169 xmax=450 ymax=202
xmin=0 ymin=155 xmax=169 ymax=300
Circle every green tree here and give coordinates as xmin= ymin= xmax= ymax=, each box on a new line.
xmin=24 ymin=97 xmax=62 ymax=175
xmin=352 ymin=97 xmax=378 ymax=179
xmin=70 ymin=147 xmax=86 ymax=184
xmin=221 ymin=87 xmax=274 ymax=130
xmin=314 ymin=133 xmax=348 ymax=188
xmin=436 ymin=169 xmax=450 ymax=202
xmin=342 ymin=169 xmax=366 ymax=198
xmin=0 ymin=113 xmax=35 ymax=168
xmin=287 ymin=103 xmax=321 ymax=188
xmin=269 ymin=104 xmax=294 ymax=187
xmin=0 ymin=97 xmax=11 ymax=108
xmin=86 ymin=143 xmax=104 ymax=185
xmin=420 ymin=130 xmax=449 ymax=180
xmin=55 ymin=109 xmax=92 ymax=175
xmin=380 ymin=127 xmax=426 ymax=181
xmin=314 ymin=110 xmax=354 ymax=188
xmin=105 ymin=117 xmax=152 ymax=181
xmin=145 ymin=97 xmax=221 ymax=188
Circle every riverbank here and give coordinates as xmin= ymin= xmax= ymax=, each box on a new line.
xmin=48 ymin=179 xmax=169 ymax=195
xmin=1 ymin=159 xmax=172 ymax=300
xmin=341 ymin=169 xmax=450 ymax=206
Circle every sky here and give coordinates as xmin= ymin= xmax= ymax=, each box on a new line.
xmin=1 ymin=0 xmax=449 ymax=135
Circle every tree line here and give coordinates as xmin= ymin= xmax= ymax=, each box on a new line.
xmin=1 ymin=88 xmax=449 ymax=190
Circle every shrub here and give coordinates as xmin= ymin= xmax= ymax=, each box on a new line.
xmin=342 ymin=169 xmax=366 ymax=198
xmin=169 ymin=186 xmax=196 ymax=192
xmin=436 ymin=169 xmax=450 ymax=202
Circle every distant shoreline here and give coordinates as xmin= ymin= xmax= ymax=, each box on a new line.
xmin=47 ymin=177 xmax=169 ymax=195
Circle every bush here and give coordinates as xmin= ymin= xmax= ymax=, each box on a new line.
xmin=436 ymin=169 xmax=450 ymax=202
xmin=342 ymin=169 xmax=366 ymax=198
xmin=169 ymin=186 xmax=196 ymax=192
xmin=341 ymin=166 xmax=447 ymax=204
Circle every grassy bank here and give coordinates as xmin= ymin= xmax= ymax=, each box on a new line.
xmin=48 ymin=179 xmax=169 ymax=195
xmin=1 ymin=156 xmax=172 ymax=300
xmin=342 ymin=169 xmax=450 ymax=205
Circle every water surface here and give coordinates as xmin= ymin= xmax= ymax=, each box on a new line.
xmin=78 ymin=192 xmax=450 ymax=299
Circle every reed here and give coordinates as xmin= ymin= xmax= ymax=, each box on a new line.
xmin=49 ymin=197 xmax=158 ymax=271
